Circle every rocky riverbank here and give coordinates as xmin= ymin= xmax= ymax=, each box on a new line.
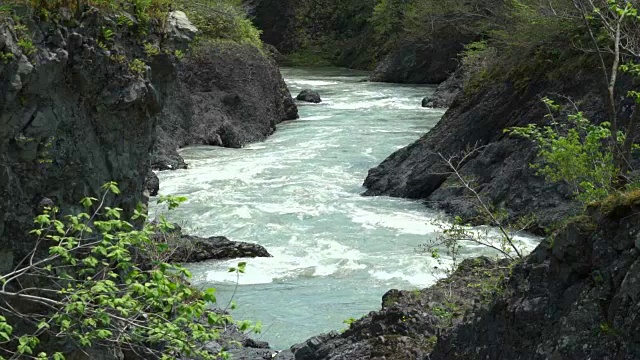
xmin=273 ymin=198 xmax=640 ymax=359
xmin=0 ymin=5 xmax=300 ymax=358
xmin=363 ymin=51 xmax=637 ymax=232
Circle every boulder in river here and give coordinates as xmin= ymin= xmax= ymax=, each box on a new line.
xmin=144 ymin=170 xmax=160 ymax=197
xmin=296 ymin=89 xmax=322 ymax=103
xmin=163 ymin=234 xmax=272 ymax=263
xmin=152 ymin=41 xmax=299 ymax=170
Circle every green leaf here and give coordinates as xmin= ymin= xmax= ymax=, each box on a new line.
xmin=203 ymin=288 xmax=217 ymax=303
xmin=80 ymin=197 xmax=98 ymax=208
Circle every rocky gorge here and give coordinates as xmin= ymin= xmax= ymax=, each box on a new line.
xmin=2 ymin=0 xmax=640 ymax=359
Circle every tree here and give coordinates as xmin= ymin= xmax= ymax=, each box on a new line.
xmin=573 ymin=0 xmax=640 ymax=171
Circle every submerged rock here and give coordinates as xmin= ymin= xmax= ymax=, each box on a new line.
xmin=296 ymin=89 xmax=322 ymax=103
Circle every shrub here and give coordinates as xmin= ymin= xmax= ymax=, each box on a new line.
xmin=507 ymin=98 xmax=620 ymax=204
xmin=175 ymin=0 xmax=263 ymax=49
xmin=0 ymin=183 xmax=256 ymax=359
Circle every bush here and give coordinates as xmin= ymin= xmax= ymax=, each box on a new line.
xmin=0 ymin=183 xmax=256 ymax=359
xmin=507 ymin=98 xmax=620 ymax=204
xmin=176 ymin=0 xmax=263 ymax=49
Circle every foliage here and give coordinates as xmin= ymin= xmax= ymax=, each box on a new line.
xmin=286 ymin=48 xmax=333 ymax=67
xmin=176 ymin=0 xmax=262 ymax=49
xmin=4 ymin=0 xmax=262 ymax=51
xmin=0 ymin=52 xmax=14 ymax=64
xmin=101 ymin=27 xmax=114 ymax=41
xmin=128 ymin=58 xmax=146 ymax=76
xmin=4 ymin=0 xmax=172 ymax=23
xmin=370 ymin=0 xmax=405 ymax=51
xmin=17 ymin=38 xmax=35 ymax=55
xmin=173 ymin=49 xmax=185 ymax=60
xmin=593 ymin=189 xmax=640 ymax=215
xmin=0 ymin=183 xmax=257 ymax=359
xmin=507 ymin=98 xmax=620 ymax=204
xmin=143 ymin=41 xmax=160 ymax=57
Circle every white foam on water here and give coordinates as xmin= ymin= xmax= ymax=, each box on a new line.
xmin=300 ymin=115 xmax=333 ymax=121
xmin=289 ymin=79 xmax=339 ymax=87
xmin=349 ymin=207 xmax=443 ymax=235
xmin=154 ymin=67 xmax=541 ymax=349
xmin=200 ymin=238 xmax=368 ymax=285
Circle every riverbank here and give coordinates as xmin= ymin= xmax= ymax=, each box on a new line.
xmin=276 ymin=197 xmax=640 ymax=359
xmin=152 ymin=68 xmax=541 ymax=350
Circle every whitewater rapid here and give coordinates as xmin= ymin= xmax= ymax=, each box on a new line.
xmin=151 ymin=67 xmax=539 ymax=349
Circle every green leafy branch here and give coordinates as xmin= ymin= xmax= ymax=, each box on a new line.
xmin=0 ymin=182 xmax=254 ymax=360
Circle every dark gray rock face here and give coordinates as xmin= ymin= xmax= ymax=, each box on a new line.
xmin=296 ymin=89 xmax=322 ymax=103
xmin=369 ymin=40 xmax=465 ymax=84
xmin=0 ymin=10 xmax=183 ymax=266
xmin=151 ymin=42 xmax=298 ymax=170
xmin=430 ymin=207 xmax=640 ymax=359
xmin=362 ymin=64 xmax=636 ymax=230
xmin=422 ymin=67 xmax=464 ymax=108
xmin=164 ymin=234 xmax=272 ymax=263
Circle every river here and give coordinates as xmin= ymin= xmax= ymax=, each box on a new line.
xmin=152 ymin=67 xmax=539 ymax=349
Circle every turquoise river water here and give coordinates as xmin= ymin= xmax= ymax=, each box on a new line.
xmin=152 ymin=67 xmax=539 ymax=349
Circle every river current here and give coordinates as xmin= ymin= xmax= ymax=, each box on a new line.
xmin=152 ymin=67 xmax=539 ymax=349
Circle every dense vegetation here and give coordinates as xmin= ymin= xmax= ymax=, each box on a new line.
xmin=2 ymin=0 xmax=262 ymax=48
xmin=259 ymin=0 xmax=575 ymax=68
xmin=3 ymin=0 xmax=640 ymax=358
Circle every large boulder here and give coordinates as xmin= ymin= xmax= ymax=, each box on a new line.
xmin=165 ymin=235 xmax=272 ymax=263
xmin=151 ymin=41 xmax=298 ymax=169
xmin=165 ymin=10 xmax=198 ymax=49
xmin=296 ymin=89 xmax=322 ymax=103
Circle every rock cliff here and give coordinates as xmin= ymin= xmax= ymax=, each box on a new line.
xmin=151 ymin=41 xmax=298 ymax=171
xmin=363 ymin=54 xmax=636 ymax=231
xmin=0 ymin=8 xmax=180 ymax=271
xmin=368 ymin=39 xmax=465 ymax=84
